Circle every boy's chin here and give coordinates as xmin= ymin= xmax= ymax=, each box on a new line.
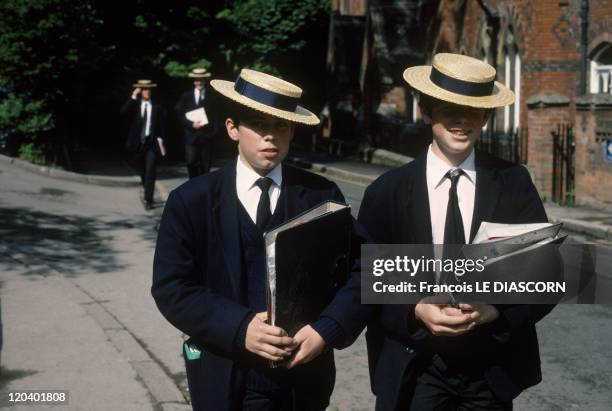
xmin=253 ymin=159 xmax=283 ymax=174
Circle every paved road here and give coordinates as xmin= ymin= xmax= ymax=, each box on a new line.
xmin=0 ymin=163 xmax=189 ymax=410
xmin=1 ymin=161 xmax=611 ymax=410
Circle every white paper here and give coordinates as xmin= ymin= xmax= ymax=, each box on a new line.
xmin=185 ymin=107 xmax=209 ymax=126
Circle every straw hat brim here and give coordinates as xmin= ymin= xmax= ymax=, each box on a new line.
xmin=403 ymin=66 xmax=515 ymax=108
xmin=132 ymin=83 xmax=157 ymax=88
xmin=189 ymin=73 xmax=211 ymax=78
xmin=210 ymin=79 xmax=320 ymax=126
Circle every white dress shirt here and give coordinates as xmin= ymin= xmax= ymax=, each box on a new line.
xmin=426 ymin=145 xmax=476 ymax=244
xmin=236 ymin=156 xmax=282 ymax=224
xmin=194 ymin=88 xmax=204 ymax=105
xmin=140 ymin=100 xmax=152 ymax=137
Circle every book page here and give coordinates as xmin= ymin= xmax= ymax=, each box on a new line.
xmin=473 ymin=222 xmax=556 ymax=244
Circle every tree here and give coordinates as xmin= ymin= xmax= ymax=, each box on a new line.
xmin=0 ymin=0 xmax=104 ymax=162
xmin=0 ymin=0 xmax=331 ymax=162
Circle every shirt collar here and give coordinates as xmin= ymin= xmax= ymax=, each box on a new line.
xmin=426 ymin=145 xmax=476 ymax=190
xmin=236 ymin=155 xmax=282 ymax=193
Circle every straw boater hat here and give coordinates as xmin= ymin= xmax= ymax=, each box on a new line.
xmin=188 ymin=68 xmax=211 ymax=78
xmin=403 ymin=53 xmax=515 ymax=108
xmin=210 ymin=69 xmax=319 ymax=125
xmin=132 ymin=79 xmax=157 ymax=88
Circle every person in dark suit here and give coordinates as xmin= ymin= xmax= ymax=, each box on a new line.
xmin=175 ymin=67 xmax=218 ymax=179
xmin=152 ymin=69 xmax=369 ymax=410
xmin=121 ymin=79 xmax=166 ymax=210
xmin=359 ymin=53 xmax=555 ymax=410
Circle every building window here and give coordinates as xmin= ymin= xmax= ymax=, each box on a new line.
xmin=590 ymin=42 xmax=612 ymax=94
xmin=503 ymin=28 xmax=521 ymax=133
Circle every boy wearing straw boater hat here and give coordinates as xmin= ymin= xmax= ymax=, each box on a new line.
xmin=359 ymin=53 xmax=553 ymax=409
xmin=152 ymin=69 xmax=369 ymax=410
xmin=120 ymin=79 xmax=166 ymax=210
xmin=175 ymin=67 xmax=219 ymax=179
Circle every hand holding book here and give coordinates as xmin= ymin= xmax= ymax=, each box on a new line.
xmin=244 ymin=312 xmax=296 ymax=362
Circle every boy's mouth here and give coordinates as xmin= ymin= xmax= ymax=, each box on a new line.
xmin=261 ymin=148 xmax=279 ymax=157
xmin=447 ymin=128 xmax=471 ymax=138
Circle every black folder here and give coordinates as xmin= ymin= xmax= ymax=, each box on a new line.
xmin=264 ymin=200 xmax=352 ymax=337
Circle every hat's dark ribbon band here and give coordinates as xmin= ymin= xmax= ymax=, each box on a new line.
xmin=234 ymin=76 xmax=298 ymax=111
xmin=430 ymin=67 xmax=494 ymax=97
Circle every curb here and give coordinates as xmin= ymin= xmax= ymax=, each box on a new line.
xmin=0 ymin=153 xmax=141 ymax=187
xmin=363 ymin=148 xmax=413 ymax=168
xmin=287 ymin=156 xmax=378 ymax=187
xmin=548 ymin=214 xmax=612 ymax=240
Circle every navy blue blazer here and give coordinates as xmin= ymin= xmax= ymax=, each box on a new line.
xmin=358 ymin=150 xmax=555 ymax=409
xmin=174 ymin=89 xmax=218 ymax=145
xmin=120 ymin=98 xmax=166 ymax=153
xmin=152 ymin=160 xmax=369 ymax=410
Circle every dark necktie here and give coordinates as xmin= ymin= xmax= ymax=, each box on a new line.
xmin=255 ymin=177 xmax=273 ymax=230
xmin=443 ymin=168 xmax=466 ymax=244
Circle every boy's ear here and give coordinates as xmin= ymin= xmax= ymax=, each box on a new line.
xmin=289 ymin=123 xmax=295 ymax=141
xmin=225 ymin=118 xmax=239 ymax=142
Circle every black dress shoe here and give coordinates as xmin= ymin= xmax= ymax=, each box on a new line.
xmin=145 ymin=201 xmax=154 ymax=210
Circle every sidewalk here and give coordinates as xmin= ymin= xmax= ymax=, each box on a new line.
xmin=0 ymin=152 xmax=141 ymax=187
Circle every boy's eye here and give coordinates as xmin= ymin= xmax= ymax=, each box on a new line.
xmin=275 ymin=121 xmax=289 ymax=130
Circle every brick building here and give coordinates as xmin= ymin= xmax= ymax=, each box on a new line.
xmin=327 ymin=0 xmax=612 ymax=208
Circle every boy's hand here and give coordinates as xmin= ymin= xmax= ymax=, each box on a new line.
xmin=415 ymin=297 xmax=476 ymax=337
xmin=283 ymin=325 xmax=325 ymax=369
xmin=192 ymin=121 xmax=203 ymax=129
xmin=457 ymin=303 xmax=499 ymax=326
xmin=245 ymin=312 xmax=295 ymax=362
xmin=132 ymin=88 xmax=141 ymax=98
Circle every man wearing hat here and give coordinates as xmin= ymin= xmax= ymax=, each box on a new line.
xmin=152 ymin=69 xmax=370 ymax=410
xmin=175 ymin=67 xmax=218 ymax=179
xmin=121 ymin=79 xmax=166 ymax=210
xmin=359 ymin=53 xmax=555 ymax=409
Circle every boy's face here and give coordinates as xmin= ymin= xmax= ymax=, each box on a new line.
xmin=226 ymin=112 xmax=294 ymax=175
xmin=423 ymin=101 xmax=487 ymax=161
xmin=194 ymin=79 xmax=204 ymax=90
xmin=141 ymin=88 xmax=152 ymax=100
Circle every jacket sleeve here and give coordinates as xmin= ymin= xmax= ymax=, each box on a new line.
xmin=175 ymin=95 xmax=194 ymax=129
xmin=151 ymin=190 xmax=253 ymax=356
xmin=120 ymin=97 xmax=137 ymax=117
xmin=492 ymin=166 xmax=556 ymax=342
xmin=318 ymin=184 xmax=374 ymax=349
xmin=152 ymin=105 xmax=166 ymax=140
xmin=358 ymin=180 xmax=430 ymax=346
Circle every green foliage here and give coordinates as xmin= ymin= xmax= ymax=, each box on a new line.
xmin=18 ymin=142 xmax=46 ymax=165
xmin=0 ymin=93 xmax=54 ymax=136
xmin=216 ymin=0 xmax=330 ymax=73
xmin=164 ymin=58 xmax=212 ymax=78
xmin=0 ymin=0 xmax=331 ymax=155
xmin=0 ymin=0 xmax=102 ymax=145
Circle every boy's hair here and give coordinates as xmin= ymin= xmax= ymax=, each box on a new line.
xmin=417 ymin=92 xmax=492 ymax=118
xmin=417 ymin=93 xmax=442 ymax=117
xmin=221 ymin=99 xmax=255 ymax=127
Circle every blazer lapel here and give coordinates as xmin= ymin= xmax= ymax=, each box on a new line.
xmin=282 ymin=165 xmax=309 ymax=219
xmin=470 ymin=152 xmax=502 ymax=242
xmin=212 ymin=160 xmax=242 ymax=297
xmin=408 ymin=153 xmax=433 ymax=244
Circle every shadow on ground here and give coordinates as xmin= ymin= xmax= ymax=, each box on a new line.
xmin=0 ymin=203 xmax=157 ymax=279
